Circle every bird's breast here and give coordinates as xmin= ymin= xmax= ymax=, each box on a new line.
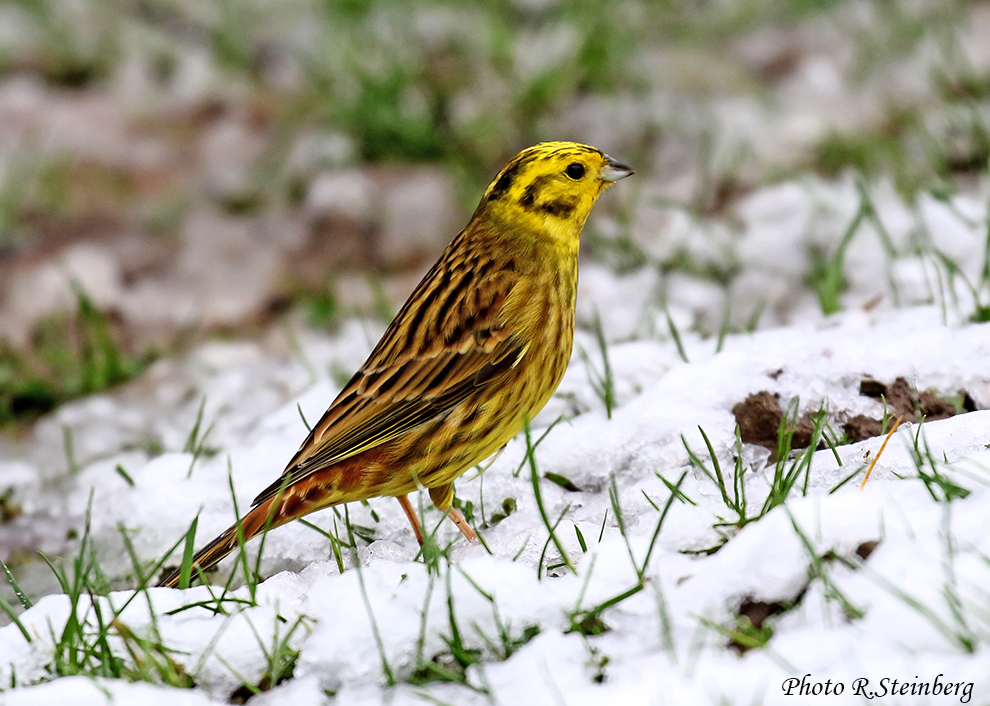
xmin=503 ymin=272 xmax=576 ymax=415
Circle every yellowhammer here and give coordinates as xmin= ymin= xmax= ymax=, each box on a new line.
xmin=158 ymin=141 xmax=633 ymax=588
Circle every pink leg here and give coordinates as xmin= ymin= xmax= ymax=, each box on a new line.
xmin=396 ymin=494 xmax=424 ymax=546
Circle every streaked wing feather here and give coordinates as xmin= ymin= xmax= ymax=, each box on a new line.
xmin=251 ymin=342 xmax=519 ymax=507
xmin=299 ymin=344 xmax=518 ymax=471
xmin=251 ymin=264 xmax=519 ymax=508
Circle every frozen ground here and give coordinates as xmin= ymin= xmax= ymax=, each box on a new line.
xmin=2 ymin=175 xmax=990 ymax=705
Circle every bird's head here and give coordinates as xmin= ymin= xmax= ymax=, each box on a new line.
xmin=476 ymin=141 xmax=633 ymax=252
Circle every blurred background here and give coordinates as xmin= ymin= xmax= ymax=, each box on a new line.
xmin=0 ymin=0 xmax=988 ymax=430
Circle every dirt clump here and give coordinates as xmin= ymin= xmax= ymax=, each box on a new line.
xmin=844 ymin=377 xmax=971 ymax=443
xmin=732 ymin=378 xmax=976 ymax=453
xmin=732 ymin=391 xmax=817 ymax=459
xmin=728 ymin=598 xmax=788 ymax=654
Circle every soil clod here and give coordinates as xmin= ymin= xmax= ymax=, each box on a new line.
xmin=846 ymin=376 xmax=969 ymax=442
xmin=855 ymin=540 xmax=880 ymax=561
xmin=732 ymin=391 xmax=816 ymax=459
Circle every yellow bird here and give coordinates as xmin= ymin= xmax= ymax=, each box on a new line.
xmin=158 ymin=142 xmax=633 ymax=588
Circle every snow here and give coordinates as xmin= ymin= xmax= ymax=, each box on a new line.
xmin=3 ymin=176 xmax=990 ymax=705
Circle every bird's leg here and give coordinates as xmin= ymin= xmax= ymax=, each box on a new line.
xmin=445 ymin=507 xmax=479 ymax=543
xmin=429 ymin=483 xmax=480 ymax=544
xmin=396 ymin=494 xmax=424 ymax=546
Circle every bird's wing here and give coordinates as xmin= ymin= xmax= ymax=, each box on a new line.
xmin=251 ymin=262 xmax=521 ymax=507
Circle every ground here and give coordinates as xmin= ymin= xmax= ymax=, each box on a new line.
xmin=2 ymin=1 xmax=990 ymax=705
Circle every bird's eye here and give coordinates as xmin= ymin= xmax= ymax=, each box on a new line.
xmin=565 ymin=162 xmax=585 ymax=180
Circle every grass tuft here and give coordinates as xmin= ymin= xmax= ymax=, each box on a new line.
xmin=523 ymin=417 xmax=576 ymax=577
xmin=0 ymin=283 xmax=151 ymax=427
xmin=578 ymin=310 xmax=616 ymax=418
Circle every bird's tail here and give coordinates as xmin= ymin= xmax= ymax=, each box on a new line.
xmin=156 ymin=495 xmax=281 ymax=588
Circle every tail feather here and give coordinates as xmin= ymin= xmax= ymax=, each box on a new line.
xmin=157 ymin=460 xmax=369 ymax=589
xmin=157 ymin=497 xmax=279 ymax=588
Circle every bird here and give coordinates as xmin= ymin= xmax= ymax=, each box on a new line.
xmin=157 ymin=141 xmax=633 ymax=588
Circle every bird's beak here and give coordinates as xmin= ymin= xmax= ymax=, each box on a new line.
xmin=600 ymin=155 xmax=634 ymax=182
